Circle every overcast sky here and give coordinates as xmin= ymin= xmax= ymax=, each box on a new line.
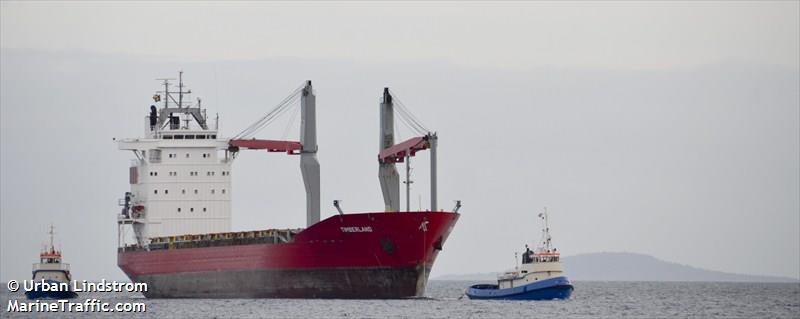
xmin=1 ymin=1 xmax=798 ymax=282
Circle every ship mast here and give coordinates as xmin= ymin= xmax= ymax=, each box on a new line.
xmin=300 ymin=81 xmax=320 ymax=226
xmin=379 ymin=89 xmax=401 ymax=212
xmin=539 ymin=207 xmax=553 ymax=252
xmin=48 ymin=224 xmax=55 ymax=252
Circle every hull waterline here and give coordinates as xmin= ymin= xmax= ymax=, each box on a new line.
xmin=466 ymin=276 xmax=573 ymax=300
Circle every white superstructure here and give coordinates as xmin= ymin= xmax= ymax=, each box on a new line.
xmin=117 ymin=74 xmax=321 ymax=248
xmin=498 ymin=208 xmax=565 ymax=289
xmin=32 ymin=226 xmax=73 ymax=284
xmin=118 ymin=72 xmax=233 ymax=245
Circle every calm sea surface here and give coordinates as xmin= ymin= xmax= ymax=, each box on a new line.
xmin=2 ymin=281 xmax=798 ymax=318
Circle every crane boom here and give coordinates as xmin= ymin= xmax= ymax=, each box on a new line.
xmin=228 ymin=139 xmax=302 ymax=154
xmin=227 ymin=81 xmax=320 ymax=227
xmin=377 ymin=88 xmax=438 ymax=212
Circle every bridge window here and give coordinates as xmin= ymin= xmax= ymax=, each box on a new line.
xmin=185 ymin=135 xmax=195 ymax=140
xmin=163 ymin=135 xmax=173 ymax=139
xmin=174 ymin=135 xmax=184 ymax=139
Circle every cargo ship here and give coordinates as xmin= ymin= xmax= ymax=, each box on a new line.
xmin=116 ymin=73 xmax=460 ymax=298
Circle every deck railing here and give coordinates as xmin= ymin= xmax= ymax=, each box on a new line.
xmin=32 ymin=263 xmax=70 ymax=271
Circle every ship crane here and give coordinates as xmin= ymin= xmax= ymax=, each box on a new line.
xmin=378 ymin=88 xmax=439 ymax=212
xmin=227 ymin=81 xmax=320 ymax=227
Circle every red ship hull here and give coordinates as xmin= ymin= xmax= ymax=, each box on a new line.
xmin=118 ymin=211 xmax=459 ymax=298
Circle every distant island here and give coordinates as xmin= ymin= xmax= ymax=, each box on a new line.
xmin=434 ymin=252 xmax=799 ymax=283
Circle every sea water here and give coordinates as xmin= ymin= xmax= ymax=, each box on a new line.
xmin=2 ymin=281 xmax=798 ymax=318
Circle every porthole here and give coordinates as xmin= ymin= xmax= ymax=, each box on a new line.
xmin=194 ymin=189 xmax=198 ymax=194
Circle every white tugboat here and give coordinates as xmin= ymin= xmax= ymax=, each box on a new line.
xmin=25 ymin=226 xmax=78 ymax=299
xmin=466 ymin=208 xmax=573 ymax=300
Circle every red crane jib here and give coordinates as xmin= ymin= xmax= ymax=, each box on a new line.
xmin=379 ymin=136 xmax=430 ymax=164
xmin=229 ymin=139 xmax=303 ymax=155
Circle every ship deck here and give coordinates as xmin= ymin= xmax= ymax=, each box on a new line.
xmin=119 ymin=228 xmax=303 ymax=252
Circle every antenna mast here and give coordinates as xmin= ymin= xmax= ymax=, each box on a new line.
xmin=162 ymin=79 xmax=170 ymax=109
xmin=178 ymin=71 xmax=184 ymax=108
xmin=48 ymin=224 xmax=55 ymax=251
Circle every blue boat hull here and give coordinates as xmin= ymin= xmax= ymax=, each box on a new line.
xmin=24 ymin=280 xmax=78 ymax=300
xmin=466 ymin=276 xmax=573 ymax=300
